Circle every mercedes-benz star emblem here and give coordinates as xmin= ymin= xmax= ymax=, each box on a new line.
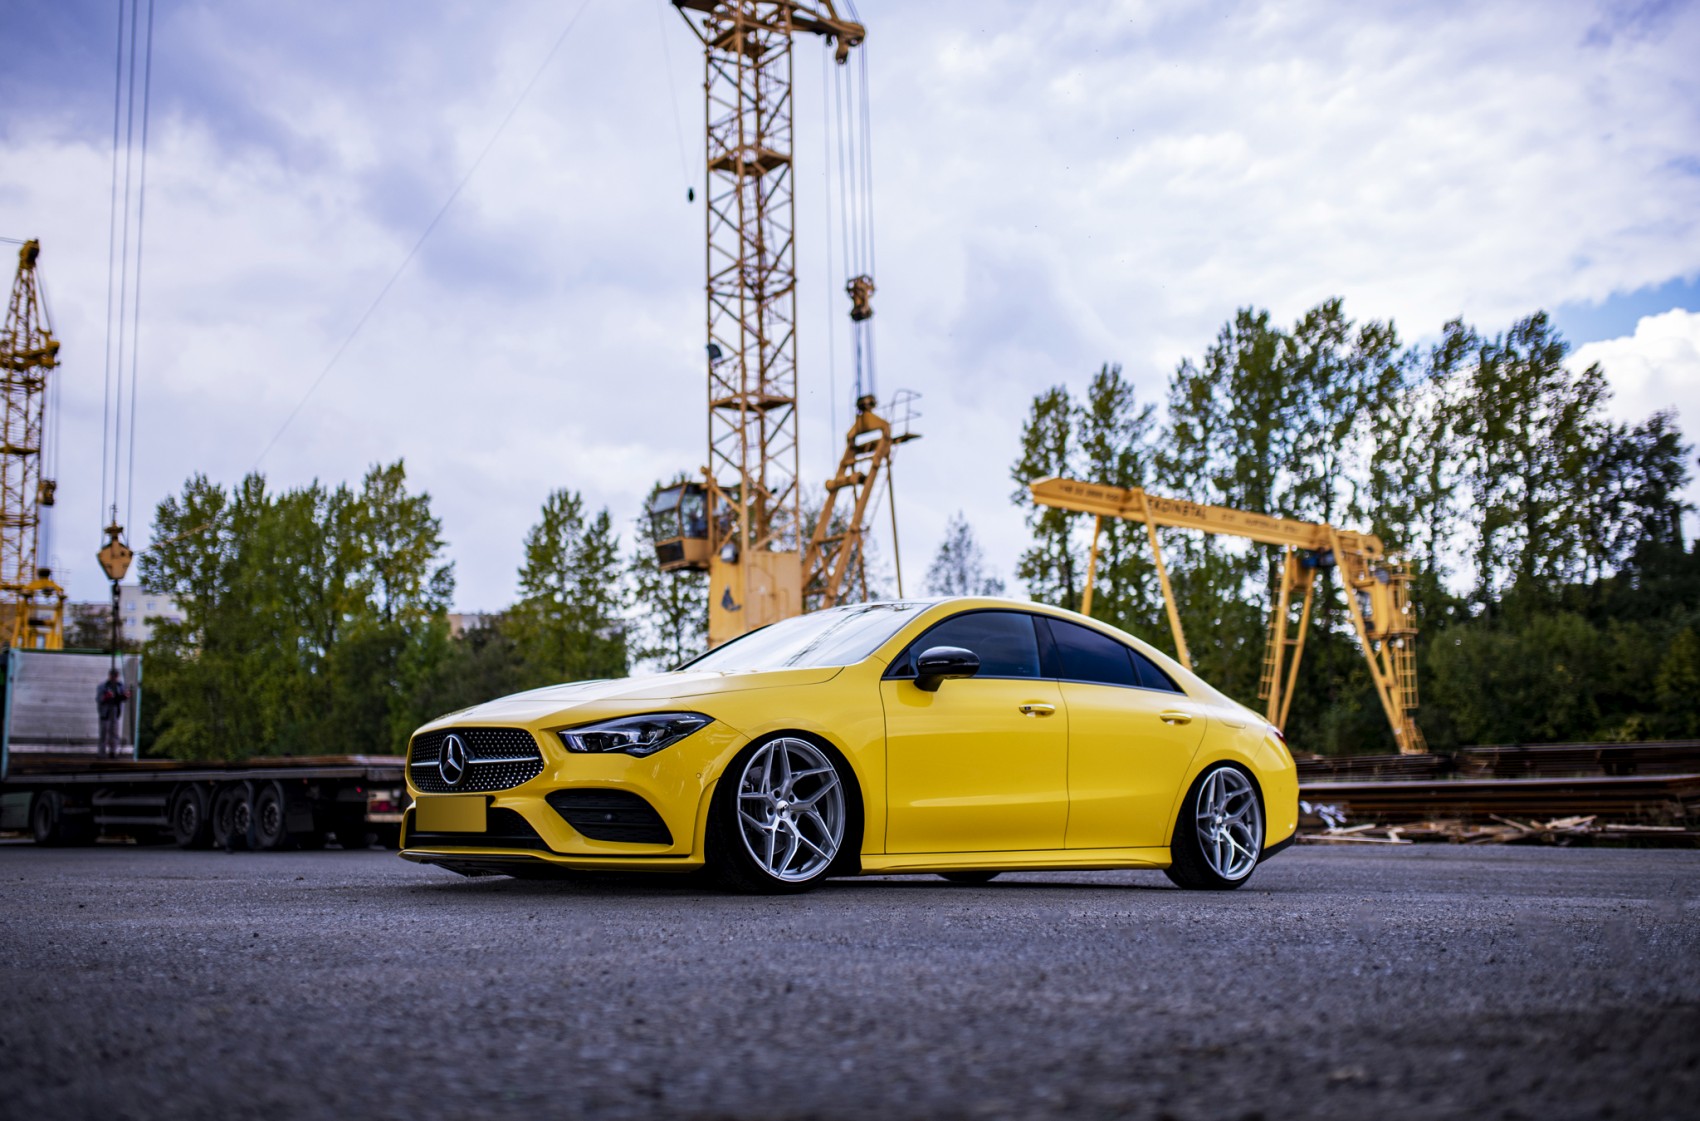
xmin=438 ymin=733 xmax=469 ymax=788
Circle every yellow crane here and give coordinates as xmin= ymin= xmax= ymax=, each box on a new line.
xmin=0 ymin=240 xmax=66 ymax=649
xmin=651 ymin=1 xmax=915 ymax=646
xmin=1029 ymin=476 xmax=1427 ymax=755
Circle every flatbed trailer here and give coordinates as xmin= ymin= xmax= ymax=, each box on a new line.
xmin=0 ymin=755 xmax=409 ymax=850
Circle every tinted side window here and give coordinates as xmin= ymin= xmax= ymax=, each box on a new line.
xmin=901 ymin=612 xmax=1041 ymax=678
xmin=1047 ymin=618 xmax=1138 ymax=687
xmin=1130 ymin=648 xmax=1183 ymax=693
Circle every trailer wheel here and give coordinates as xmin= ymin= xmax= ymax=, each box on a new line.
xmin=30 ymin=791 xmax=65 ymax=846
xmin=249 ymin=781 xmax=293 ymax=851
xmin=169 ymin=785 xmax=212 ymax=849
xmin=211 ymin=784 xmax=251 ymax=851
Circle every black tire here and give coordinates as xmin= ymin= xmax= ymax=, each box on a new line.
xmin=29 ymin=791 xmax=64 ymax=846
xmin=211 ymin=784 xmax=251 ymax=851
xmin=706 ymin=734 xmax=860 ymax=895
xmin=169 ymin=785 xmax=212 ymax=849
xmin=249 ymin=781 xmax=292 ymax=851
xmin=938 ymin=871 xmax=1001 ymax=885
xmin=1165 ymin=762 xmax=1264 ymax=891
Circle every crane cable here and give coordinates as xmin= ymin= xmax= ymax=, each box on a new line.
xmin=99 ymin=0 xmax=154 ymax=556
xmin=827 ymin=8 xmax=876 ymax=405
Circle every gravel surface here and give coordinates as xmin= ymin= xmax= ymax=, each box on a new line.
xmin=1 ymin=841 xmax=1696 ymax=1121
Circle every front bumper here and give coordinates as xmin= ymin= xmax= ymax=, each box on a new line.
xmin=399 ymin=720 xmax=744 ymax=873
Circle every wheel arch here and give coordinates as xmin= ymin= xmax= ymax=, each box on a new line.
xmin=1162 ymin=746 xmax=1268 ymax=849
xmin=692 ymin=727 xmax=868 ymax=876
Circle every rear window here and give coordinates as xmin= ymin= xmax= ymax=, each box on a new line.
xmin=1046 ymin=617 xmax=1137 ymax=687
xmin=1043 ymin=616 xmax=1184 ymax=693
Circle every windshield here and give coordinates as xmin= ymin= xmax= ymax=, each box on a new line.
xmin=681 ymin=602 xmax=929 ymax=673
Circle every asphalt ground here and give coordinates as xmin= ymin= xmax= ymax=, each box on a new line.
xmin=0 ymin=842 xmax=1696 ymax=1121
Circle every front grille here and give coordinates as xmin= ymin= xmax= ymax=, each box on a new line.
xmin=547 ymin=789 xmax=673 ymax=845
xmin=409 ymin=727 xmax=545 ymax=793
xmin=404 ymin=807 xmax=552 ymax=851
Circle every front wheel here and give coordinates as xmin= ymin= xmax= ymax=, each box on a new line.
xmin=30 ymin=791 xmax=65 ymax=846
xmin=708 ymin=735 xmax=852 ymax=894
xmin=1165 ymin=763 xmax=1264 ymax=891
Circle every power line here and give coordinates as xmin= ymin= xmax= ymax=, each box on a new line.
xmin=250 ymin=0 xmax=599 ymax=471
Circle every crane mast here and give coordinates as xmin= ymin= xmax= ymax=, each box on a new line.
xmin=664 ymin=0 xmax=876 ymax=647
xmin=0 ymin=240 xmax=66 ymax=649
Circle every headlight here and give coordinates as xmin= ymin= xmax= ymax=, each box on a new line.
xmin=557 ymin=712 xmax=711 ymax=758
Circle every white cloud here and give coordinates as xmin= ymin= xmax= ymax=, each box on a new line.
xmin=2 ymin=0 xmax=1698 ymax=613
xmin=1571 ymin=309 xmax=1700 ymax=536
xmin=1572 ymin=308 xmax=1700 ymax=429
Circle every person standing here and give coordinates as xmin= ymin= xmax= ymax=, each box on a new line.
xmin=97 ymin=669 xmax=129 ymax=758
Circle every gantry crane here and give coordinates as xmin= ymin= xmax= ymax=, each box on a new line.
xmin=652 ymin=1 xmax=914 ymax=647
xmin=1029 ymin=477 xmax=1426 ymax=755
xmin=0 ymin=240 xmax=67 ymax=650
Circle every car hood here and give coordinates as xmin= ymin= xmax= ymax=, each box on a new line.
xmin=418 ymin=666 xmax=846 ymax=729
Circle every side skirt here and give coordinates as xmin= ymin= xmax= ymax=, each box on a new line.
xmin=859 ymin=846 xmax=1172 ymax=875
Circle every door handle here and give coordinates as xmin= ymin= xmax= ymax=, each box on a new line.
xmin=1018 ymin=703 xmax=1056 ymax=717
xmin=1159 ymin=710 xmax=1194 ymax=725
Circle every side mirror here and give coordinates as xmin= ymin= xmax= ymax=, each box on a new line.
xmin=914 ymin=646 xmax=980 ymax=692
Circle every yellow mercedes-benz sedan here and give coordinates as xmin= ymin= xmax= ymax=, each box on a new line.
xmin=399 ymin=598 xmax=1298 ymax=892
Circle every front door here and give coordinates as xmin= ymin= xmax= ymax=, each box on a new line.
xmin=882 ymin=610 xmax=1068 ymax=854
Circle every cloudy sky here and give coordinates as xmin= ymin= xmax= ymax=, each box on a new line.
xmin=2 ymin=0 xmax=1697 ymax=612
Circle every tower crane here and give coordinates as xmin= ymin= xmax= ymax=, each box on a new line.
xmin=650 ymin=0 xmax=916 ymax=648
xmin=0 ymin=240 xmax=67 ymax=649
xmin=1029 ymin=476 xmax=1427 ymax=755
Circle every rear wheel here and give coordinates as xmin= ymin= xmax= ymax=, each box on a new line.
xmin=709 ymin=736 xmax=852 ymax=894
xmin=211 ymin=784 xmax=251 ymax=851
xmin=938 ymin=871 xmax=1000 ymax=885
xmin=1165 ymin=763 xmax=1264 ymax=891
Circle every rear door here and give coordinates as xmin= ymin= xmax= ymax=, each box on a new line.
xmin=881 ymin=610 xmax=1068 ymax=854
xmin=1042 ymin=618 xmax=1206 ymax=849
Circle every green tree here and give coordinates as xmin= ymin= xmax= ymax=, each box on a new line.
xmin=1074 ymin=364 xmax=1160 ymax=634
xmin=139 ymin=461 xmax=452 ymax=760
xmin=925 ymin=511 xmax=1005 ymax=597
xmin=628 ymin=478 xmax=708 ymax=669
xmin=509 ymin=489 xmax=627 ymax=687
xmin=1010 ymin=385 xmax=1079 ymax=608
xmin=417 ymin=618 xmax=528 ymax=718
xmin=1654 ymin=627 xmax=1700 ymax=738
xmin=1450 ymin=313 xmax=1613 ymax=601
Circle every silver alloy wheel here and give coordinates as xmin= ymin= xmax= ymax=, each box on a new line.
xmin=735 ymin=737 xmax=845 ymax=882
xmin=1195 ymin=765 xmax=1262 ymax=881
